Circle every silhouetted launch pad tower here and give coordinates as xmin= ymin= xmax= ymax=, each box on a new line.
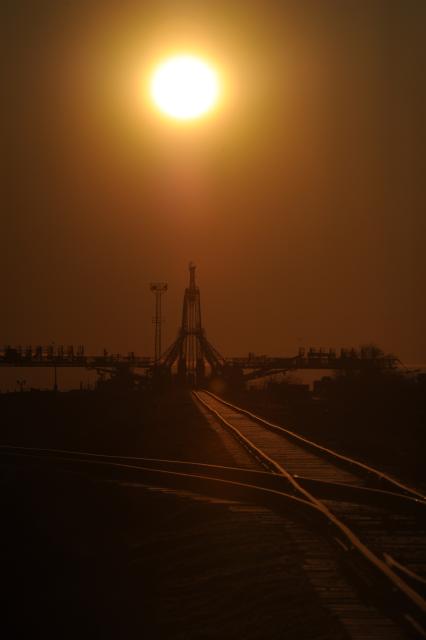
xmin=160 ymin=263 xmax=226 ymax=385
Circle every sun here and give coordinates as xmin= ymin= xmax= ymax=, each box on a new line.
xmin=150 ymin=55 xmax=219 ymax=121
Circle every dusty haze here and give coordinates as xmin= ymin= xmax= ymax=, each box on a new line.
xmin=2 ymin=0 xmax=425 ymax=366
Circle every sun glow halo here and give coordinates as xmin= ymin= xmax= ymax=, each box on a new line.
xmin=150 ymin=55 xmax=219 ymax=121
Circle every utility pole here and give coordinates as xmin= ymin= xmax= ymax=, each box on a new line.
xmin=150 ymin=282 xmax=168 ymax=364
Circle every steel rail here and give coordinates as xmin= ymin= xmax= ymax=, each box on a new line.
xmin=1 ymin=445 xmax=423 ymax=516
xmin=0 ymin=447 xmax=318 ymax=512
xmin=0 ymin=445 xmax=290 ymax=491
xmin=194 ymin=390 xmax=426 ymax=637
xmin=202 ymin=391 xmax=425 ymax=502
xmin=2 ymin=443 xmax=426 ymax=634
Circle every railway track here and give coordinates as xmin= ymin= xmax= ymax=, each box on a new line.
xmin=193 ymin=390 xmax=426 ymax=638
xmin=1 ymin=391 xmax=425 ymax=638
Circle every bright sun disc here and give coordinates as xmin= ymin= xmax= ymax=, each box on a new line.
xmin=150 ymin=55 xmax=219 ymax=121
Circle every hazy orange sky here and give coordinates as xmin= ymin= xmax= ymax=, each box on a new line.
xmin=3 ymin=0 xmax=425 ymax=365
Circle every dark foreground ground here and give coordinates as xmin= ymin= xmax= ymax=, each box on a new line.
xmin=1 ymin=390 xmax=350 ymax=640
xmin=1 ymin=386 xmax=421 ymax=638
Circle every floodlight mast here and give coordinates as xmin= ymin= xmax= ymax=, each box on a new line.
xmin=150 ymin=282 xmax=168 ymax=364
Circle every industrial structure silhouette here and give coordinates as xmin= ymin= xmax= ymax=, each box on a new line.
xmin=159 ymin=263 xmax=227 ymax=385
xmin=0 ymin=264 xmax=397 ymax=388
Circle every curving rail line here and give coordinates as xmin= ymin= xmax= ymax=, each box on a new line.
xmin=198 ymin=391 xmax=425 ymax=501
xmin=1 ymin=390 xmax=425 ymax=638
xmin=193 ymin=390 xmax=426 ymax=638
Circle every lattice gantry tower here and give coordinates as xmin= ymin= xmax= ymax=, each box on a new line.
xmin=160 ymin=263 xmax=226 ymax=385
